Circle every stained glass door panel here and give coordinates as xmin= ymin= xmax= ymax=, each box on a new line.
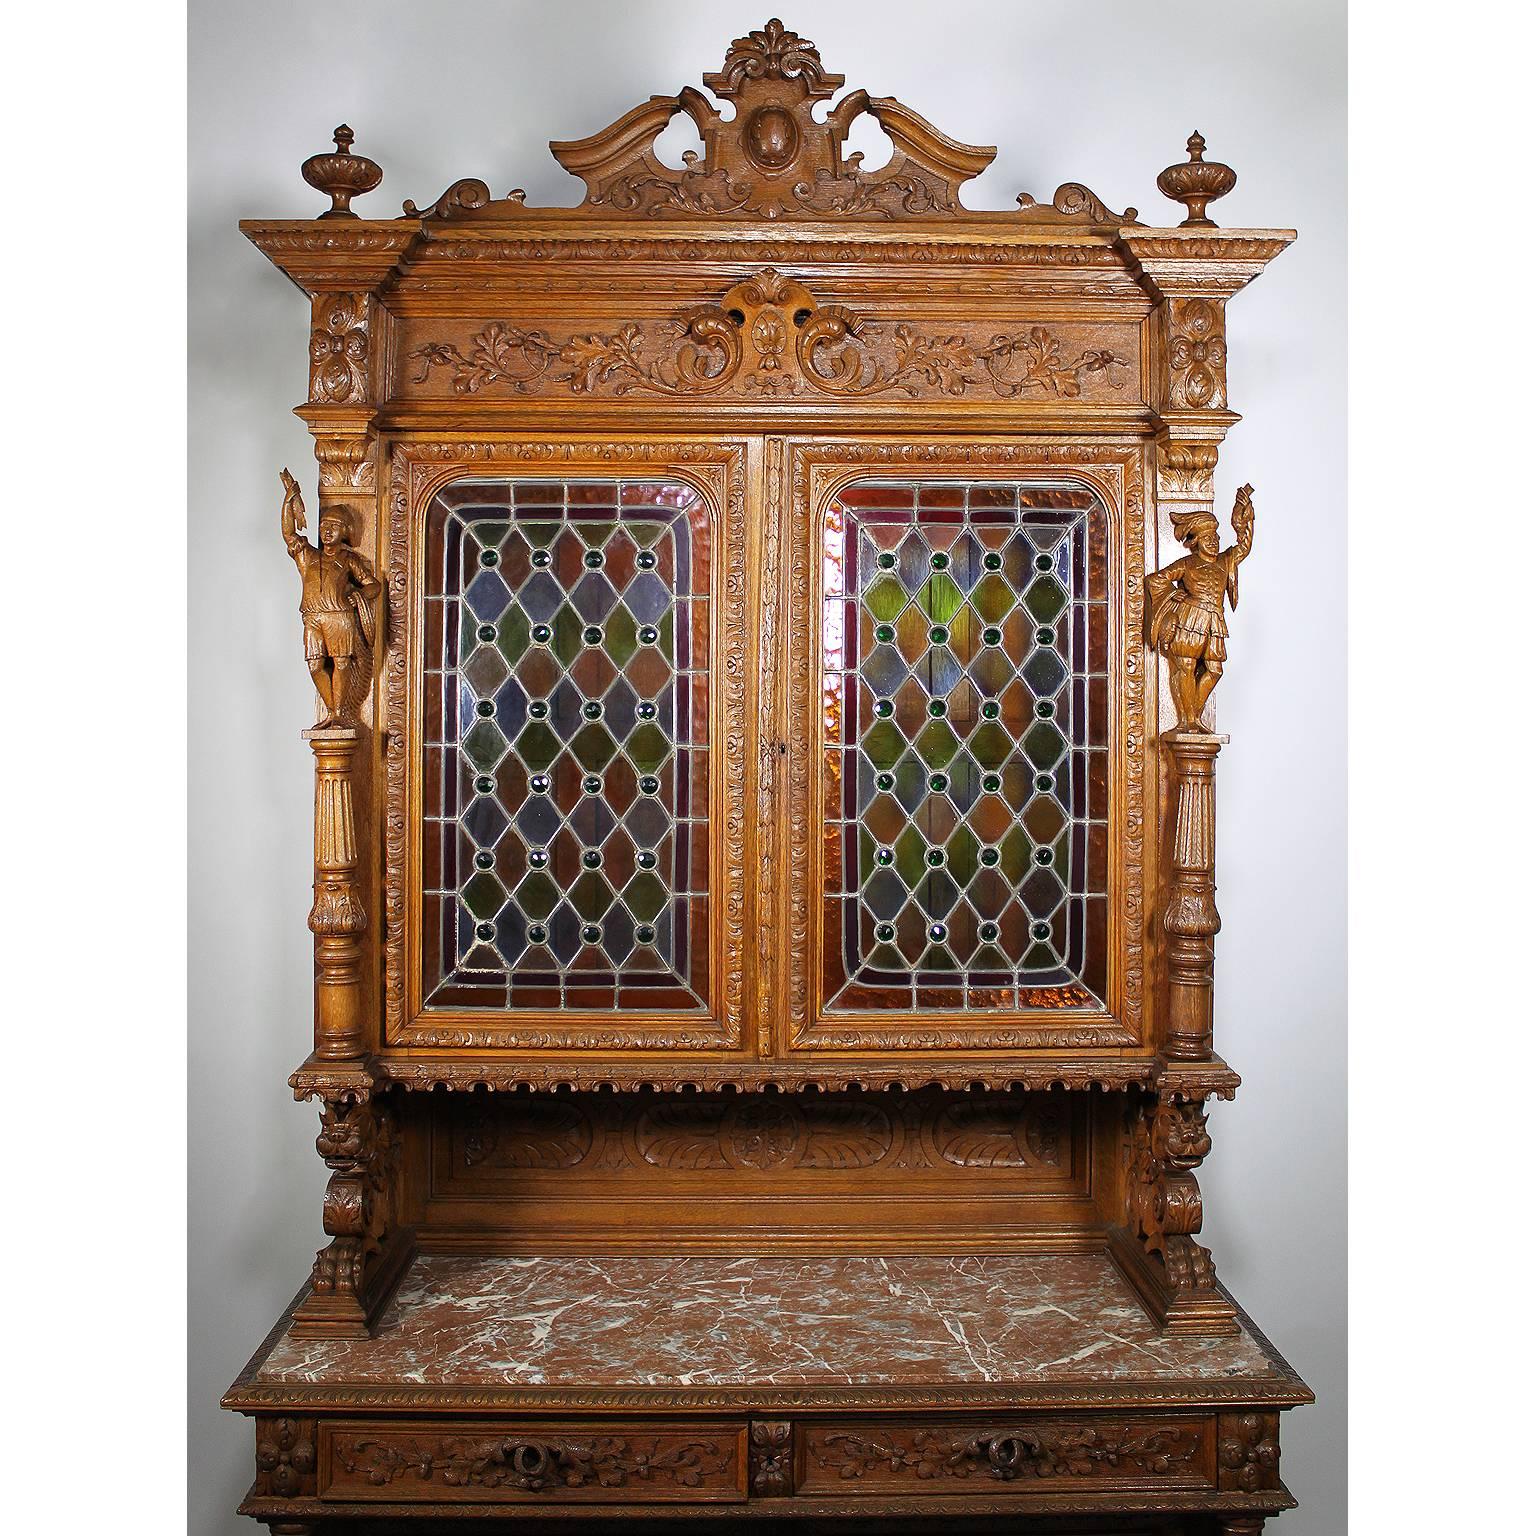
xmin=820 ymin=481 xmax=1110 ymax=1013
xmin=421 ymin=478 xmax=711 ymax=1013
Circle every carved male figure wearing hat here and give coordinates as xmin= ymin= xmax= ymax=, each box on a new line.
xmin=280 ymin=468 xmax=382 ymax=724
xmin=1145 ymin=484 xmax=1255 ymax=732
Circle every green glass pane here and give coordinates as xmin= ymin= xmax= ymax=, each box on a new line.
xmin=462 ymin=871 xmax=506 ymax=920
xmin=857 ymin=826 xmax=878 ymax=883
xmin=462 ymin=719 xmax=507 ymax=771
xmin=968 ymin=721 xmax=1013 ymax=771
xmin=621 ymin=870 xmax=668 ymax=921
xmin=914 ymin=719 xmax=960 ymax=769
xmin=627 ymin=721 xmax=671 ymax=774
xmin=1023 ymin=576 xmax=1068 ymax=624
xmin=862 ymin=719 xmax=907 ymax=770
xmin=570 ymin=870 xmax=615 ymax=919
xmin=917 ymin=571 xmax=964 ymax=624
xmin=512 ymin=870 xmax=561 ymax=920
xmin=571 ymin=723 xmax=618 ymax=771
xmin=495 ymin=606 xmax=531 ymax=666
xmin=604 ymin=605 xmax=639 ymax=666
xmin=513 ymin=721 xmax=561 ymax=771
xmin=970 ymin=573 xmax=1016 ymax=625
xmin=553 ymin=604 xmax=585 ymax=665
xmin=863 ymin=575 xmax=908 ymax=623
xmin=1022 ymin=720 xmax=1066 ymax=768
xmin=945 ymin=823 xmax=980 ymax=886
xmin=894 ymin=826 xmax=928 ymax=887
xmin=1000 ymin=826 xmax=1032 ymax=883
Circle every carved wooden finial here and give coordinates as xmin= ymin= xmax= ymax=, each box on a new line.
xmin=1156 ymin=130 xmax=1237 ymax=228
xmin=302 ymin=124 xmax=384 ymax=220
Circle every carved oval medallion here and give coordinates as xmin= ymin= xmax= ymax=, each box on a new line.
xmin=743 ymin=105 xmax=800 ymax=169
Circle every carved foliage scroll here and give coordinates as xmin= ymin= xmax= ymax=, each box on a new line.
xmin=407 ymin=270 xmax=1133 ymax=404
xmin=549 ymin=19 xmax=999 ymax=222
xmin=451 ymin=1092 xmax=1069 ymax=1174
xmin=807 ymin=1420 xmax=1204 ymax=1486
xmin=332 ymin=1430 xmax=735 ymax=1496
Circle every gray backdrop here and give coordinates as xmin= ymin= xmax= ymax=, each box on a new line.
xmin=189 ymin=2 xmax=1345 ymax=1530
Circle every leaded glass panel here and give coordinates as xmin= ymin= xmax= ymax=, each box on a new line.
xmin=421 ymin=479 xmax=710 ymax=1011
xmin=821 ymin=481 xmax=1109 ymax=1011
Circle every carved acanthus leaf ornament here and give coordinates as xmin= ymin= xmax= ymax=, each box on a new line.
xmin=410 ymin=270 xmax=1130 ymax=402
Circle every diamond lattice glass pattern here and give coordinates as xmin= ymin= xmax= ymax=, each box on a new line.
xmin=822 ymin=482 xmax=1109 ymax=1011
xmin=422 ymin=480 xmax=710 ymax=1011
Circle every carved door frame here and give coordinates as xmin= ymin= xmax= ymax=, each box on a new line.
xmin=383 ymin=434 xmax=761 ymax=1054
xmin=772 ymin=436 xmax=1152 ymax=1057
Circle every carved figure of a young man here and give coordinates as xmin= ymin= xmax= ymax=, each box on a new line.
xmin=280 ymin=468 xmax=381 ymax=724
xmin=1145 ymin=484 xmax=1255 ymax=731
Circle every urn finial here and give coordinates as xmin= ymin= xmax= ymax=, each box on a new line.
xmin=301 ymin=124 xmax=384 ymax=220
xmin=1156 ymin=130 xmax=1236 ymax=228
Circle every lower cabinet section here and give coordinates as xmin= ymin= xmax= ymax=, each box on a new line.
xmin=261 ymin=1410 xmax=1285 ymax=1510
xmin=242 ymin=1409 xmax=1293 ymax=1529
xmin=317 ymin=1420 xmax=748 ymax=1503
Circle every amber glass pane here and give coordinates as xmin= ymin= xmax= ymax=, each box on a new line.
xmin=421 ymin=479 xmax=710 ymax=1011
xmin=821 ymin=481 xmax=1109 ymax=1010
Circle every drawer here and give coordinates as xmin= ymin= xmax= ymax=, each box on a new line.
xmin=797 ymin=1414 xmax=1216 ymax=1495
xmin=318 ymin=1419 xmax=747 ymax=1503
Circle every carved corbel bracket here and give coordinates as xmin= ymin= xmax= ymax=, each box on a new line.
xmin=290 ymin=1079 xmax=414 ymax=1338
xmin=1114 ymin=1086 xmax=1237 ymax=1334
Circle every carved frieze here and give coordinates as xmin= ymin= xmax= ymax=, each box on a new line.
xmin=405 ymin=270 xmax=1133 ymax=403
xmin=451 ymin=1092 xmax=1067 ymax=1174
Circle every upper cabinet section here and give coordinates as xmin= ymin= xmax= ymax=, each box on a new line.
xmin=242 ymin=18 xmax=1291 ymax=432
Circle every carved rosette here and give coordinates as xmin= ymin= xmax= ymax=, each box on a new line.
xmin=308 ymin=292 xmax=371 ymax=404
xmin=749 ymin=1421 xmax=794 ymax=1495
xmin=254 ymin=1417 xmax=317 ymax=1500
xmin=1218 ymin=1413 xmax=1282 ymax=1492
xmin=1166 ymin=298 xmax=1228 ymax=410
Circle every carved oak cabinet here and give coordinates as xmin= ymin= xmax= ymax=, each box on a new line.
xmin=225 ymin=20 xmax=1310 ymax=1534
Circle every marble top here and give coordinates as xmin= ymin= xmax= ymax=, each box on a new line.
xmin=253 ymin=1253 xmax=1287 ymax=1391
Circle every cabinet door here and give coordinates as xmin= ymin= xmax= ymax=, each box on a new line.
xmin=392 ymin=442 xmax=756 ymax=1052
xmin=775 ymin=442 xmax=1144 ymax=1053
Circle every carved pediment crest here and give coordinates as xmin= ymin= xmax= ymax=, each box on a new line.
xmin=386 ymin=18 xmax=1137 ymax=226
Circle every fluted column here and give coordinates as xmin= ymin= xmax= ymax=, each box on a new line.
xmin=1162 ymin=729 xmax=1224 ymax=1060
xmin=305 ymin=726 xmax=366 ymax=1060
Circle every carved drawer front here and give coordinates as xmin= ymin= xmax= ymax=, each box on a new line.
xmin=799 ymin=1415 xmax=1214 ymax=1496
xmin=318 ymin=1420 xmax=747 ymax=1503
